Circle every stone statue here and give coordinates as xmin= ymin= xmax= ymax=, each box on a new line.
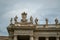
xmin=45 ymin=18 xmax=48 ymax=27
xmin=45 ymin=18 xmax=48 ymax=21
xmin=35 ymin=18 xmax=38 ymax=24
xmin=55 ymin=18 xmax=58 ymax=24
xmin=45 ymin=18 xmax=48 ymax=24
xmin=30 ymin=16 xmax=33 ymax=24
xmin=14 ymin=15 xmax=18 ymax=23
xmin=21 ymin=12 xmax=27 ymax=22
xmin=10 ymin=18 xmax=13 ymax=24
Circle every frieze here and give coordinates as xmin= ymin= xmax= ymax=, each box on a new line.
xmin=14 ymin=30 xmax=33 ymax=35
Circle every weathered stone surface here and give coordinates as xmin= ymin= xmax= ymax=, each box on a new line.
xmin=14 ymin=30 xmax=33 ymax=35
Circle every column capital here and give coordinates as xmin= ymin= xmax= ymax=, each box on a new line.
xmin=14 ymin=35 xmax=17 ymax=36
xmin=30 ymin=35 xmax=34 ymax=37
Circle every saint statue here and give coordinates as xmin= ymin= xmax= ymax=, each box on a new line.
xmin=21 ymin=12 xmax=27 ymax=22
xmin=45 ymin=18 xmax=48 ymax=24
xmin=55 ymin=18 xmax=58 ymax=24
xmin=45 ymin=18 xmax=48 ymax=26
xmin=10 ymin=18 xmax=13 ymax=24
xmin=35 ymin=18 xmax=38 ymax=24
xmin=30 ymin=16 xmax=33 ymax=24
xmin=45 ymin=18 xmax=48 ymax=21
xmin=14 ymin=15 xmax=18 ymax=23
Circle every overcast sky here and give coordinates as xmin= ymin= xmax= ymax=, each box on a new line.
xmin=0 ymin=0 xmax=60 ymax=36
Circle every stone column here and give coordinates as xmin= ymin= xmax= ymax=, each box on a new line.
xmin=30 ymin=36 xmax=34 ymax=40
xmin=35 ymin=37 xmax=38 ymax=40
xmin=56 ymin=37 xmax=59 ymax=40
xmin=14 ymin=35 xmax=17 ymax=40
xmin=9 ymin=36 xmax=12 ymax=40
xmin=46 ymin=37 xmax=49 ymax=40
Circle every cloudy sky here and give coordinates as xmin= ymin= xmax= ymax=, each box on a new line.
xmin=0 ymin=0 xmax=60 ymax=36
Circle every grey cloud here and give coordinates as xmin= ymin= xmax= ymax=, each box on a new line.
xmin=0 ymin=0 xmax=60 ymax=36
xmin=34 ymin=8 xmax=60 ymax=24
